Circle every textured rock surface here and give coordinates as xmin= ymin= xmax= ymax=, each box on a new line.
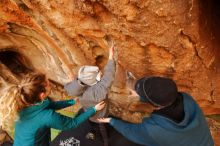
xmin=0 ymin=0 xmax=220 ymax=144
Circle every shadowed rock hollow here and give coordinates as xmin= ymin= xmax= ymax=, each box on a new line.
xmin=0 ymin=0 xmax=220 ymax=144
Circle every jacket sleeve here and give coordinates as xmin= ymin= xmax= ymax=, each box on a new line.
xmin=99 ymin=60 xmax=116 ymax=89
xmin=109 ymin=118 xmax=156 ymax=145
xmin=48 ymin=99 xmax=75 ymax=110
xmin=46 ymin=107 xmax=96 ymax=130
xmin=64 ymin=79 xmax=86 ymax=96
xmin=82 ymin=60 xmax=116 ymax=103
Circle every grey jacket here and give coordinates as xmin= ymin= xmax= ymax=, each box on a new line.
xmin=64 ymin=60 xmax=116 ymax=122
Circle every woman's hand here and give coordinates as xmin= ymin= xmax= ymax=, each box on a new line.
xmin=74 ymin=97 xmax=80 ymax=104
xmin=97 ymin=118 xmax=111 ymax=123
xmin=94 ymin=101 xmax=106 ymax=111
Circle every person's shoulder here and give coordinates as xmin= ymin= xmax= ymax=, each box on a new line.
xmin=180 ymin=92 xmax=194 ymax=100
xmin=40 ymin=107 xmax=54 ymax=116
xmin=181 ymin=92 xmax=200 ymax=109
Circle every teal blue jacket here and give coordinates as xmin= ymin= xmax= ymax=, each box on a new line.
xmin=110 ymin=93 xmax=214 ymax=146
xmin=13 ymin=98 xmax=96 ymax=146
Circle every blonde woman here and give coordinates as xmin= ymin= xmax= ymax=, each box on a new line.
xmin=0 ymin=72 xmax=105 ymax=146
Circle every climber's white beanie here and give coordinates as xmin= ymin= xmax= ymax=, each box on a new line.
xmin=78 ymin=66 xmax=101 ymax=86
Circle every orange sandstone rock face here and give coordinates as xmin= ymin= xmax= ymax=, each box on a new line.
xmin=0 ymin=0 xmax=220 ymax=143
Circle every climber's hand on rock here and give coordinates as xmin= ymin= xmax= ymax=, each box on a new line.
xmin=97 ymin=118 xmax=111 ymax=123
xmin=109 ymin=40 xmax=115 ymax=60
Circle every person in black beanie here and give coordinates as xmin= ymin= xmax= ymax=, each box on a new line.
xmin=135 ymin=76 xmax=184 ymax=123
xmin=98 ymin=76 xmax=214 ymax=146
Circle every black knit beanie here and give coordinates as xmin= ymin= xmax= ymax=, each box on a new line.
xmin=135 ymin=76 xmax=178 ymax=107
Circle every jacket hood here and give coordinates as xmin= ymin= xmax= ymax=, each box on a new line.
xmin=151 ymin=93 xmax=200 ymax=131
xmin=19 ymin=98 xmax=50 ymax=120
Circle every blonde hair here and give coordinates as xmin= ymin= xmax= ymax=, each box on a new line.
xmin=0 ymin=72 xmax=46 ymax=132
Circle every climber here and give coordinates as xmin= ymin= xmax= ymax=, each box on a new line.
xmin=97 ymin=76 xmax=214 ymax=146
xmin=0 ymin=72 xmax=105 ymax=146
xmin=64 ymin=40 xmax=116 ymax=146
